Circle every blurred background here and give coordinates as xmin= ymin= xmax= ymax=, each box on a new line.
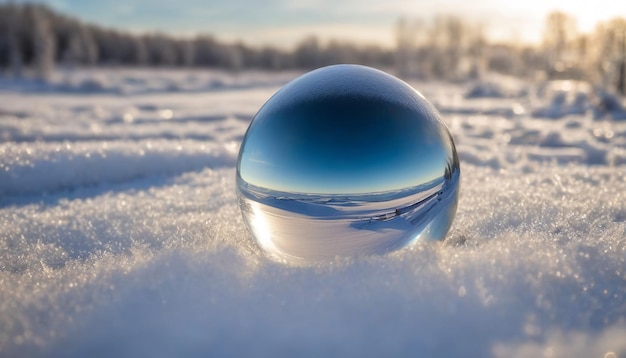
xmin=0 ymin=0 xmax=625 ymax=96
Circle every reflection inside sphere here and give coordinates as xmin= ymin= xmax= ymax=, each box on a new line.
xmin=237 ymin=64 xmax=460 ymax=261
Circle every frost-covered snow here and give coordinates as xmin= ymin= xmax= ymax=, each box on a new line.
xmin=1 ymin=69 xmax=625 ymax=357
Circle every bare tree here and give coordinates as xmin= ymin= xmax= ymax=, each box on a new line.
xmin=176 ymin=40 xmax=195 ymax=67
xmin=394 ymin=15 xmax=486 ymax=80
xmin=294 ymin=36 xmax=322 ymax=69
xmin=466 ymin=24 xmax=487 ymax=79
xmin=609 ymin=19 xmax=626 ymax=95
xmin=588 ymin=19 xmax=626 ymax=95
xmin=1 ymin=3 xmax=24 ymax=77
xmin=395 ymin=17 xmax=414 ymax=77
xmin=68 ymin=25 xmax=98 ymax=66
xmin=144 ymin=33 xmax=177 ymax=66
xmin=542 ymin=11 xmax=577 ymax=78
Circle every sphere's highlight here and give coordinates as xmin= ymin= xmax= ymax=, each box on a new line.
xmin=237 ymin=64 xmax=460 ymax=260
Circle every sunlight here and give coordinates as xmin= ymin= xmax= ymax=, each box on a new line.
xmin=245 ymin=201 xmax=277 ymax=255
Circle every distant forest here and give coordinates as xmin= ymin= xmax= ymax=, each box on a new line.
xmin=0 ymin=3 xmax=393 ymax=74
xmin=0 ymin=3 xmax=625 ymax=95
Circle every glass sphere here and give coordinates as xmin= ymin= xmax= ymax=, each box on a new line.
xmin=237 ymin=64 xmax=460 ymax=261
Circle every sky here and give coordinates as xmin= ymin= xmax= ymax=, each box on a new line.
xmin=8 ymin=0 xmax=626 ymax=48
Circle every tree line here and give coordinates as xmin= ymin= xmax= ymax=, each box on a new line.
xmin=395 ymin=12 xmax=626 ymax=95
xmin=0 ymin=3 xmax=625 ymax=95
xmin=0 ymin=3 xmax=393 ymax=77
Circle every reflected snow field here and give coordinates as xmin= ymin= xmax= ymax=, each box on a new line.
xmin=1 ymin=69 xmax=626 ymax=357
xmin=239 ymin=171 xmax=459 ymax=260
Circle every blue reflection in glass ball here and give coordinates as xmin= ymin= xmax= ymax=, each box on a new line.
xmin=237 ymin=64 xmax=460 ymax=261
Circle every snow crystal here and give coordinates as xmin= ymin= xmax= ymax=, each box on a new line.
xmin=0 ymin=69 xmax=625 ymax=357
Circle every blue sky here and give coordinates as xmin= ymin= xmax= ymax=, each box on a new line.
xmin=7 ymin=0 xmax=626 ymax=48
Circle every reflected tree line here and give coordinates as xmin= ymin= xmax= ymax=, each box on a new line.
xmin=0 ymin=3 xmax=624 ymax=95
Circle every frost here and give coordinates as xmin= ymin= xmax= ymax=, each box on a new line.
xmin=1 ymin=69 xmax=625 ymax=357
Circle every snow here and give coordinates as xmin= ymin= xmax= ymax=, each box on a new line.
xmin=1 ymin=69 xmax=626 ymax=357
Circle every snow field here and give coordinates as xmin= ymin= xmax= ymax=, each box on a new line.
xmin=1 ymin=69 xmax=625 ymax=357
